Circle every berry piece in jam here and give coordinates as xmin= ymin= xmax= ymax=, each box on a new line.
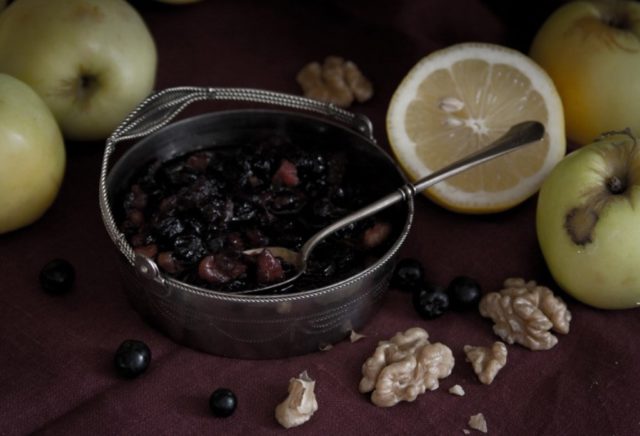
xmin=256 ymin=249 xmax=285 ymax=284
xmin=198 ymin=254 xmax=247 ymax=284
xmin=272 ymin=159 xmax=299 ymax=187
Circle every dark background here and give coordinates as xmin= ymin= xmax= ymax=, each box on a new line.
xmin=2 ymin=1 xmax=639 ymax=435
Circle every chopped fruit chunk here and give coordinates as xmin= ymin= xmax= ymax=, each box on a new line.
xmin=272 ymin=159 xmax=299 ymax=187
xmin=256 ymin=249 xmax=285 ymax=284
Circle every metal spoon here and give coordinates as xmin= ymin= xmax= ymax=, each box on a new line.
xmin=239 ymin=120 xmax=545 ymax=295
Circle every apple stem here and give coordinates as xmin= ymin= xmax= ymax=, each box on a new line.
xmin=606 ymin=176 xmax=626 ymax=195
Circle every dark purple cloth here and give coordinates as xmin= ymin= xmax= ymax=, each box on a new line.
xmin=2 ymin=1 xmax=639 ymax=435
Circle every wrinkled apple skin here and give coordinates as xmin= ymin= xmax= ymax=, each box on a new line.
xmin=0 ymin=0 xmax=157 ymax=141
xmin=530 ymin=1 xmax=640 ymax=145
xmin=536 ymin=136 xmax=640 ymax=309
xmin=0 ymin=74 xmax=66 ymax=234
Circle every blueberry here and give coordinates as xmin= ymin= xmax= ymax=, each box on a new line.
xmin=152 ymin=215 xmax=185 ymax=243
xmin=412 ymin=283 xmax=450 ymax=319
xmin=391 ymin=258 xmax=424 ymax=291
xmin=173 ymin=234 xmax=207 ymax=264
xmin=39 ymin=259 xmax=75 ymax=295
xmin=232 ymin=199 xmax=257 ymax=222
xmin=209 ymin=388 xmax=237 ymax=417
xmin=446 ymin=276 xmax=482 ymax=310
xmin=113 ymin=340 xmax=151 ymax=379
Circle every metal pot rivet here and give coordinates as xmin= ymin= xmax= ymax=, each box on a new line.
xmin=134 ymin=254 xmax=161 ymax=281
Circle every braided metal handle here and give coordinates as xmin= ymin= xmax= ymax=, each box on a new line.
xmin=99 ymin=87 xmax=375 ymax=268
xmin=106 ymin=87 xmax=374 ymax=147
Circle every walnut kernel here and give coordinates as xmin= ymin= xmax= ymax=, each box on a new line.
xmin=297 ymin=56 xmax=373 ymax=108
xmin=350 ymin=330 xmax=366 ymax=343
xmin=275 ymin=371 xmax=318 ymax=429
xmin=448 ymin=384 xmax=465 ymax=396
xmin=464 ymin=341 xmax=507 ymax=385
xmin=359 ymin=327 xmax=454 ymax=407
xmin=343 ymin=60 xmax=373 ymax=102
xmin=468 ymin=413 xmax=488 ymax=433
xmin=479 ymin=278 xmax=571 ymax=350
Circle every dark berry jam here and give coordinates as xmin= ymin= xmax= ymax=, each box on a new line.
xmin=118 ymin=135 xmax=400 ymax=294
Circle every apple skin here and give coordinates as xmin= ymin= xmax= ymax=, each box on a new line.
xmin=536 ymin=132 xmax=640 ymax=309
xmin=0 ymin=0 xmax=157 ymax=141
xmin=530 ymin=1 xmax=640 ymax=145
xmin=0 ymin=74 xmax=66 ymax=234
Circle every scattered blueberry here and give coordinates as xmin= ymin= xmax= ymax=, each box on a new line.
xmin=391 ymin=258 xmax=424 ymax=291
xmin=446 ymin=276 xmax=482 ymax=310
xmin=412 ymin=283 xmax=450 ymax=319
xmin=39 ymin=259 xmax=75 ymax=295
xmin=209 ymin=388 xmax=237 ymax=417
xmin=113 ymin=340 xmax=151 ymax=379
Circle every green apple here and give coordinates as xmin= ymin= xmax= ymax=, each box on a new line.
xmin=530 ymin=1 xmax=640 ymax=145
xmin=0 ymin=0 xmax=157 ymax=141
xmin=0 ymin=74 xmax=66 ymax=234
xmin=536 ymin=130 xmax=640 ymax=309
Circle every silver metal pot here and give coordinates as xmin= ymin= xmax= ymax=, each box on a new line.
xmin=99 ymin=87 xmax=414 ymax=359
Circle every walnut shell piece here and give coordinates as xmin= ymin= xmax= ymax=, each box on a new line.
xmin=479 ymin=278 xmax=571 ymax=351
xmin=296 ymin=56 xmax=373 ymax=108
xmin=464 ymin=341 xmax=507 ymax=385
xmin=359 ymin=327 xmax=454 ymax=407
xmin=275 ymin=371 xmax=318 ymax=429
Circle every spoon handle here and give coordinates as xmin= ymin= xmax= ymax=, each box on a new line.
xmin=300 ymin=121 xmax=545 ymax=262
xmin=412 ymin=121 xmax=545 ymax=192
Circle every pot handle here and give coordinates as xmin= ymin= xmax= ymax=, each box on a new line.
xmin=106 ymin=87 xmax=374 ymax=147
xmin=99 ymin=87 xmax=374 ymax=268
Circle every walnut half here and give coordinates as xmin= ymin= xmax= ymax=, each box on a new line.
xmin=296 ymin=56 xmax=373 ymax=108
xmin=479 ymin=278 xmax=571 ymax=350
xmin=359 ymin=327 xmax=454 ymax=407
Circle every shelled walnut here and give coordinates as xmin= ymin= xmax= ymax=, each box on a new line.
xmin=275 ymin=371 xmax=318 ymax=429
xmin=468 ymin=413 xmax=488 ymax=433
xmin=464 ymin=341 xmax=507 ymax=385
xmin=359 ymin=327 xmax=454 ymax=407
xmin=296 ymin=56 xmax=373 ymax=108
xmin=350 ymin=330 xmax=366 ymax=343
xmin=448 ymin=384 xmax=465 ymax=396
xmin=479 ymin=278 xmax=571 ymax=350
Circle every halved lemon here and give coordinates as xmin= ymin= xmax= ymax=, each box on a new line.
xmin=386 ymin=42 xmax=566 ymax=213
